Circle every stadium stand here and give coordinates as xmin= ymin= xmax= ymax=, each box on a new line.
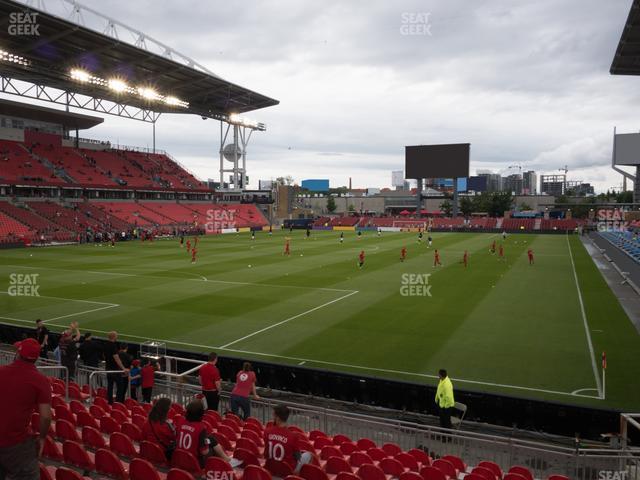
xmin=599 ymin=230 xmax=640 ymax=263
xmin=0 ymin=139 xmax=66 ymax=185
xmin=22 ymin=370 xmax=580 ymax=480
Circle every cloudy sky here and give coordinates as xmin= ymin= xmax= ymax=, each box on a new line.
xmin=9 ymin=0 xmax=640 ymax=192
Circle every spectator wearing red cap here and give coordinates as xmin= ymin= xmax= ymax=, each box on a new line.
xmin=0 ymin=338 xmax=52 ymax=480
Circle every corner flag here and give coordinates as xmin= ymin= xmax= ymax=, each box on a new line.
xmin=602 ymin=351 xmax=607 ymax=370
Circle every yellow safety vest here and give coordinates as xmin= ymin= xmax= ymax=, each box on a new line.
xmin=435 ymin=376 xmax=455 ymax=408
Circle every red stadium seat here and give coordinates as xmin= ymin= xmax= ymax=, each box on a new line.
xmin=69 ymin=400 xmax=87 ymax=415
xmin=419 ymin=466 xmax=447 ymax=480
xmin=300 ymin=463 xmax=330 ymax=480
xmin=204 ymin=410 xmax=222 ymax=424
xmin=167 ymin=469 xmax=195 ymax=480
xmin=381 ymin=443 xmax=402 ymax=457
xmin=42 ymin=435 xmax=63 ymax=461
xmin=265 ymin=459 xmax=293 ymax=478
xmin=89 ymin=405 xmax=107 ymax=420
xmin=465 ymin=475 xmax=487 ymax=480
xmin=112 ymin=402 xmax=129 ymax=416
xmin=478 ymin=461 xmax=502 ymax=479
xmin=140 ymin=441 xmax=168 ymax=467
xmin=243 ymin=465 xmax=273 ymax=480
xmin=320 ymin=446 xmax=343 ymax=460
xmin=245 ymin=417 xmax=264 ymax=430
xmin=336 ymin=473 xmax=360 ymax=480
xmin=367 ymin=448 xmax=387 ymax=462
xmin=241 ymin=429 xmax=264 ymax=447
xmin=349 ymin=452 xmax=374 ymax=468
xmin=326 ymin=456 xmax=353 ymax=475
xmin=442 ymin=455 xmax=466 ymax=474
xmin=235 ymin=437 xmax=261 ymax=456
xmin=63 ymin=440 xmax=96 ymax=471
xmin=408 ymin=449 xmax=431 ymax=467
xmin=332 ymin=434 xmax=352 ymax=445
xmin=285 ymin=476 xmax=305 ymax=480
xmin=216 ymin=424 xmax=239 ymax=442
xmin=68 ymin=384 xmax=89 ymax=402
xmin=55 ymin=405 xmax=76 ymax=426
xmin=171 ymin=450 xmax=202 ymax=476
xmin=55 ymin=467 xmax=87 ymax=480
xmin=357 ymin=463 xmax=387 ymax=480
xmin=111 ymin=410 xmax=129 ymax=424
xmin=131 ymin=414 xmax=146 ymax=430
xmin=93 ymin=397 xmax=111 ymax=411
xmin=95 ymin=448 xmax=128 ymax=480
xmin=432 ymin=460 xmax=456 ymax=479
xmin=396 ymin=453 xmax=420 ymax=472
xmin=472 ymin=466 xmax=496 ymax=480
xmin=131 ymin=406 xmax=147 ymax=418
xmin=76 ymin=411 xmax=99 ymax=430
xmin=233 ymin=447 xmax=261 ymax=467
xmin=356 ymin=438 xmax=376 ymax=450
xmin=100 ymin=416 xmax=121 ymax=435
xmin=56 ymin=419 xmax=81 ymax=443
xmin=130 ymin=458 xmax=166 ymax=480
xmin=309 ymin=430 xmax=328 ymax=441
xmin=125 ymin=398 xmax=140 ymax=410
xmin=340 ymin=442 xmax=359 ymax=456
xmin=39 ymin=463 xmax=56 ymax=480
xmin=507 ymin=467 xmax=533 ymax=480
xmin=205 ymin=457 xmax=236 ymax=480
xmin=400 ymin=472 xmax=424 ymax=480
xmin=503 ymin=475 xmax=526 ymax=480
xmin=110 ymin=431 xmax=138 ymax=458
xmin=314 ymin=437 xmax=333 ymax=449
xmin=122 ymin=422 xmax=143 ymax=442
xmin=82 ymin=426 xmax=107 ymax=450
xmin=380 ymin=457 xmax=406 ymax=477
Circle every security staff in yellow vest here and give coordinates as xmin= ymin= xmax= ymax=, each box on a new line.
xmin=435 ymin=369 xmax=455 ymax=429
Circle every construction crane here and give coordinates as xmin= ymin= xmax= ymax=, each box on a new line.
xmin=508 ymin=164 xmax=523 ymax=173
xmin=558 ymin=165 xmax=568 ymax=175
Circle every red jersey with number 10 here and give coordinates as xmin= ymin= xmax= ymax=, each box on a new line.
xmin=264 ymin=425 xmax=300 ymax=469
xmin=175 ymin=419 xmax=208 ymax=461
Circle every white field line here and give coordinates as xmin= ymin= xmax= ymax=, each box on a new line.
xmin=1 ymin=264 xmax=355 ymax=294
xmin=0 ymin=291 xmax=120 ymax=324
xmin=219 ymin=290 xmax=360 ymax=349
xmin=0 ymin=314 xmax=599 ymax=399
xmin=566 ymin=234 xmax=603 ymax=398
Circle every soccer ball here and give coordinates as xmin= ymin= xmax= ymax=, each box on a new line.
xmin=300 ymin=254 xmax=303 ymax=256
xmin=248 ymin=265 xmax=252 ymax=268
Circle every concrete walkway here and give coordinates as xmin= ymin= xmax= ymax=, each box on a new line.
xmin=583 ymin=232 xmax=640 ymax=334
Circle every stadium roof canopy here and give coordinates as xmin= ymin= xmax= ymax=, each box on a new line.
xmin=0 ymin=97 xmax=103 ymax=130
xmin=0 ymin=0 xmax=278 ymax=123
xmin=611 ymin=0 xmax=640 ymax=75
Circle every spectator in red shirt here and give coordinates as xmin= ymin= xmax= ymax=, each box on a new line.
xmin=230 ymin=362 xmax=259 ymax=420
xmin=264 ymin=405 xmax=312 ymax=473
xmin=199 ymin=352 xmax=221 ymax=411
xmin=141 ymin=358 xmax=160 ymax=403
xmin=0 ymin=338 xmax=52 ymax=480
xmin=175 ymin=399 xmax=235 ymax=468
xmin=142 ymin=397 xmax=176 ymax=460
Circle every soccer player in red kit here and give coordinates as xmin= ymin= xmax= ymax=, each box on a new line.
xmin=191 ymin=248 xmax=197 ymax=264
xmin=434 ymin=249 xmax=442 ymax=267
xmin=194 ymin=236 xmax=199 ymax=247
xmin=186 ymin=239 xmax=191 ymax=253
xmin=528 ymin=248 xmax=534 ymax=265
xmin=498 ymin=244 xmax=504 ymax=259
xmin=284 ymin=238 xmax=290 ymax=256
xmin=490 ymin=240 xmax=496 ymax=254
xmin=264 ymin=405 xmax=312 ymax=473
xmin=400 ymin=247 xmax=407 ymax=262
xmin=463 ymin=250 xmax=468 ymax=268
xmin=358 ymin=250 xmax=365 ymax=268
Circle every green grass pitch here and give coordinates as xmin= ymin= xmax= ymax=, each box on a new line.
xmin=1 ymin=229 xmax=639 ymax=410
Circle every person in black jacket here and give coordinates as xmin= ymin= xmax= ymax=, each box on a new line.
xmin=78 ymin=332 xmax=102 ymax=368
xmin=116 ymin=344 xmax=133 ymax=403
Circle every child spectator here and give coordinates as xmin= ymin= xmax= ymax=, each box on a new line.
xmin=130 ymin=360 xmax=141 ymax=400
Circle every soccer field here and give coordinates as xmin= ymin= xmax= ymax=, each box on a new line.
xmin=1 ymin=230 xmax=639 ymax=410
